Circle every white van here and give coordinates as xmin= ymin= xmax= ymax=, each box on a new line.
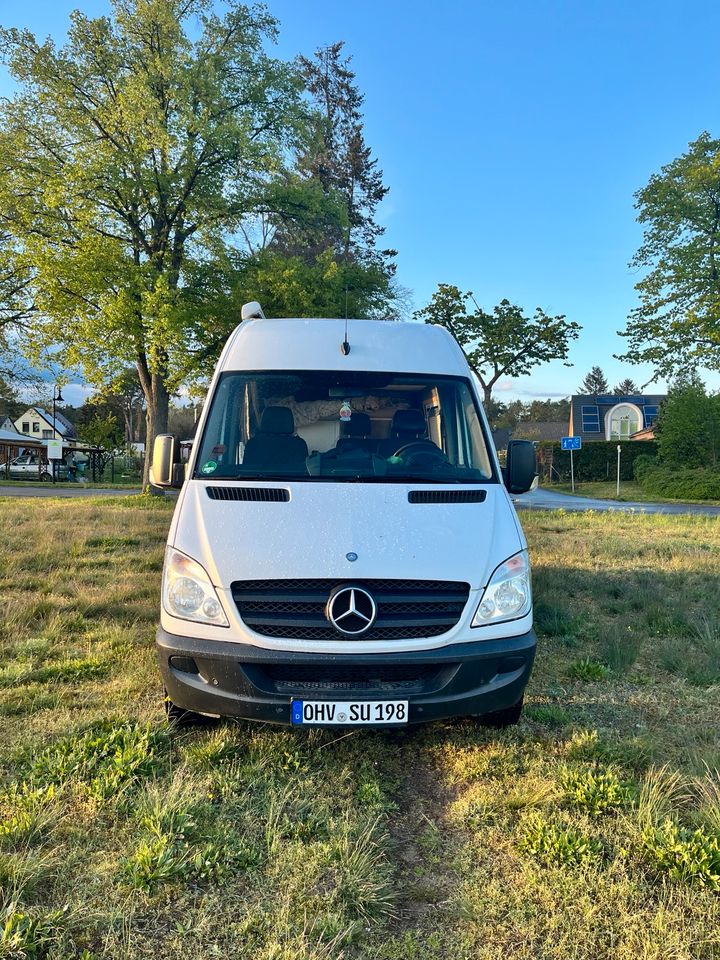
xmin=151 ymin=306 xmax=537 ymax=728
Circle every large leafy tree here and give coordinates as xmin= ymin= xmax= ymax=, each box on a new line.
xmin=0 ymin=0 xmax=302 ymax=483
xmin=415 ymin=284 xmax=580 ymax=405
xmin=618 ymin=132 xmax=720 ymax=377
xmin=578 ymin=366 xmax=609 ymax=395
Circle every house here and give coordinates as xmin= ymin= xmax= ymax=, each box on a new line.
xmin=13 ymin=407 xmax=78 ymax=443
xmin=568 ymin=394 xmax=664 ymax=442
xmin=0 ymin=415 xmax=17 ymax=433
xmin=512 ymin=421 xmax=567 ymax=443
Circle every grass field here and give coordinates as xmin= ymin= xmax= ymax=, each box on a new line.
xmin=1 ymin=496 xmax=719 ymax=959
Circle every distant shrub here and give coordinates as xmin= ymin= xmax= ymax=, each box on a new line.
xmin=635 ymin=462 xmax=720 ymax=501
xmin=537 ymin=440 xmax=658 ymax=483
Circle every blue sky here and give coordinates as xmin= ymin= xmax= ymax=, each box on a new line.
xmin=1 ymin=0 xmax=719 ymax=407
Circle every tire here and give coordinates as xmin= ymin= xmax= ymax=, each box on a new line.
xmin=478 ymin=695 xmax=524 ymax=729
xmin=163 ymin=688 xmax=206 ymax=728
xmin=41 ymin=472 xmax=52 ymax=482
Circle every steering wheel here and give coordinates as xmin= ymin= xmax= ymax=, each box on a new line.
xmin=391 ymin=441 xmax=449 ymax=467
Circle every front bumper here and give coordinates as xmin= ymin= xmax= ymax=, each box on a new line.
xmin=157 ymin=627 xmax=537 ymax=726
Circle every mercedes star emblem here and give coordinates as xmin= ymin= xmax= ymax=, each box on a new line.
xmin=326 ymin=585 xmax=377 ymax=636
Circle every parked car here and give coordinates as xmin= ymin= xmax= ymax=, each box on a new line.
xmin=151 ymin=303 xmax=537 ymax=729
xmin=7 ymin=452 xmax=69 ymax=481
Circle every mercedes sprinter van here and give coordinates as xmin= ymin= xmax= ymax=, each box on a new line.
xmin=151 ymin=305 xmax=537 ymax=728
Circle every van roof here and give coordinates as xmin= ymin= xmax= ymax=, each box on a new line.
xmin=219 ymin=318 xmax=470 ymax=376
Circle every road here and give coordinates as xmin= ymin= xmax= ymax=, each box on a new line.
xmin=2 ymin=482 xmax=719 ymax=515
xmin=514 ymin=486 xmax=720 ymax=516
xmin=0 ymin=484 xmax=142 ymax=498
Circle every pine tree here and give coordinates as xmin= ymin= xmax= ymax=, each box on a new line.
xmin=613 ymin=378 xmax=639 ymax=395
xmin=579 ymin=366 xmax=609 ymax=395
xmin=294 ymin=42 xmax=394 ymax=267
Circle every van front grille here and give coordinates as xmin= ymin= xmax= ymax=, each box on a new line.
xmin=231 ymin=578 xmax=470 ymax=641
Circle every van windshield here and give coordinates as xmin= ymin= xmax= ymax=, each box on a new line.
xmin=193 ymin=371 xmax=495 ymax=483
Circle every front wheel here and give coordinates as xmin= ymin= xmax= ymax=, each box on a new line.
xmin=164 ymin=688 xmax=207 ymax=728
xmin=478 ymin=695 xmax=524 ymax=729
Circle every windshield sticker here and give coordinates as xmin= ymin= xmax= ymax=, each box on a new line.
xmin=212 ymin=444 xmax=226 ymax=456
xmin=201 ymin=460 xmax=218 ymax=475
xmin=339 ymin=400 xmax=352 ymax=422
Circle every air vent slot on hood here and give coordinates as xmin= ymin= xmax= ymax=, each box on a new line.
xmin=408 ymin=490 xmax=487 ymax=504
xmin=206 ymin=487 xmax=289 ymax=502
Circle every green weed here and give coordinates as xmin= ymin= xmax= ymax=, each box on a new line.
xmin=0 ymin=784 xmax=57 ymax=846
xmin=642 ymin=820 xmax=720 ymax=889
xmin=562 ymin=767 xmax=629 ymax=817
xmin=118 ymin=833 xmax=190 ymax=893
xmin=24 ymin=721 xmax=166 ymax=800
xmin=517 ymin=811 xmax=603 ymax=867
xmin=0 ymin=903 xmax=67 ymax=959
xmin=567 ymin=658 xmax=610 ymax=682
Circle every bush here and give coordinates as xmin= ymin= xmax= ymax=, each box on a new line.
xmin=537 ymin=440 xmax=658 ymax=483
xmin=634 ymin=463 xmax=720 ymax=501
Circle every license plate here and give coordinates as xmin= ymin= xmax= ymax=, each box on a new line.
xmin=291 ymin=699 xmax=408 ymax=725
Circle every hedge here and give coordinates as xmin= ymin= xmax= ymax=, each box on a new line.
xmin=634 ymin=460 xmax=720 ymax=500
xmin=536 ymin=440 xmax=659 ymax=483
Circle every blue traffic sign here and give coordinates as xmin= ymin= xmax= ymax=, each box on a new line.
xmin=561 ymin=436 xmax=582 ymax=451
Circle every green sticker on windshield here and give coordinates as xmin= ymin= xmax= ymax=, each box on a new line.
xmin=201 ymin=460 xmax=217 ymax=475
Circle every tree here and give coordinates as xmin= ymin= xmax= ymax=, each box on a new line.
xmin=414 ymin=285 xmax=580 ymax=405
xmin=0 ymin=0 xmax=303 ymax=484
xmin=296 ymin=42 xmax=392 ymax=264
xmin=78 ymin=412 xmax=123 ymax=450
xmin=258 ymin=41 xmax=396 ymax=318
xmin=617 ymin=132 xmax=720 ymax=378
xmin=578 ymin=366 xmax=609 ymax=395
xmin=613 ymin=378 xmax=639 ymax=395
xmin=655 ymin=373 xmax=720 ymax=468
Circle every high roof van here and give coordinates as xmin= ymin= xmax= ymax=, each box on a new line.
xmin=151 ymin=306 xmax=537 ymax=729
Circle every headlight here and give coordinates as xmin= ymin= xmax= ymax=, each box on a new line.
xmin=162 ymin=547 xmax=229 ymax=627
xmin=471 ymin=551 xmax=531 ymax=627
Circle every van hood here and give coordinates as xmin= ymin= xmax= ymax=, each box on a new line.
xmin=172 ymin=481 xmax=524 ymax=591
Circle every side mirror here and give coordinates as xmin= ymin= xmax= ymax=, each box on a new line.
xmin=504 ymin=439 xmax=536 ymax=494
xmin=150 ymin=434 xmax=184 ymax=488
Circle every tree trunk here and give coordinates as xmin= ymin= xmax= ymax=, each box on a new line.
xmin=483 ymin=383 xmax=492 ymax=407
xmin=136 ymin=355 xmax=170 ymax=488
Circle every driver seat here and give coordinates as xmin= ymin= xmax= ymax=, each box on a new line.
xmin=379 ymin=409 xmax=427 ymax=457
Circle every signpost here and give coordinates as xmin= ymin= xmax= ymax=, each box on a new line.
xmin=46 ymin=439 xmax=63 ymax=485
xmin=561 ymin=436 xmax=582 ymax=493
xmin=616 ymin=444 xmax=622 ymax=497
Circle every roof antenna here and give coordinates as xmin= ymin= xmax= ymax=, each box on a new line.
xmin=341 ymin=288 xmax=351 ymax=355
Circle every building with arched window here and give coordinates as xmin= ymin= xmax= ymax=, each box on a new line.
xmin=568 ymin=393 xmax=665 ymax=442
